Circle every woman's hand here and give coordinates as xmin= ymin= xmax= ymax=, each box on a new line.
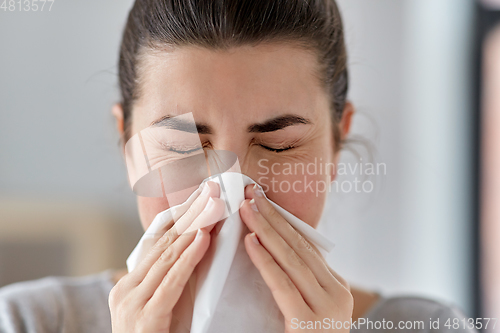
xmin=239 ymin=184 xmax=353 ymax=333
xmin=109 ymin=181 xmax=225 ymax=333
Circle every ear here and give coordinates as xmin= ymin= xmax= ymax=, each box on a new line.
xmin=112 ymin=103 xmax=126 ymax=153
xmin=339 ymin=101 xmax=355 ymax=140
xmin=112 ymin=103 xmax=125 ymax=135
xmin=330 ymin=101 xmax=355 ymax=182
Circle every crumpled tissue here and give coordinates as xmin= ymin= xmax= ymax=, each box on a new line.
xmin=126 ymin=172 xmax=334 ymax=333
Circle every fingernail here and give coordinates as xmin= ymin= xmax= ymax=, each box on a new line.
xmin=195 ymin=229 xmax=202 ymax=241
xmin=253 ymin=184 xmax=263 ymax=197
xmin=250 ymin=232 xmax=260 ymax=245
xmin=203 ymin=197 xmax=215 ymax=212
xmin=249 ymin=199 xmax=258 ymax=212
xmin=201 ymin=182 xmax=211 ymax=197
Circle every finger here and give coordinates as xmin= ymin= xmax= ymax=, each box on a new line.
xmin=250 ymin=184 xmax=340 ymax=293
xmin=239 ymin=198 xmax=325 ymax=307
xmin=135 ymin=197 xmax=225 ymax=302
xmin=327 ymin=266 xmax=351 ymax=292
xmin=183 ymin=197 xmax=226 ymax=234
xmin=244 ymin=183 xmax=254 ymax=199
xmin=244 ymin=232 xmax=313 ymax=316
xmin=125 ymin=181 xmax=220 ymax=286
xmin=173 ymin=181 xmax=220 ymax=234
xmin=145 ymin=229 xmax=211 ymax=314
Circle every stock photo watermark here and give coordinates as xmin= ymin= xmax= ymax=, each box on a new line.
xmin=290 ymin=317 xmax=498 ymax=330
xmin=257 ymin=158 xmax=387 ymax=197
xmin=1 ymin=0 xmax=55 ymax=12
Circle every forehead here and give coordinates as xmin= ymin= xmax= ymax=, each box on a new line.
xmin=131 ymin=43 xmax=328 ymax=134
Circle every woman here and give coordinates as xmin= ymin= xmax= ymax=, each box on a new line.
xmin=0 ymin=0 xmax=475 ymax=332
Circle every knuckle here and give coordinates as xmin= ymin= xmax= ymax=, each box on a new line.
xmin=125 ymin=272 xmax=143 ymax=289
xmin=162 ymin=270 xmax=186 ymax=291
xmin=158 ymin=230 xmax=176 ymax=248
xmin=286 ymin=248 xmax=307 ymax=270
xmin=110 ymin=291 xmax=143 ymax=331
xmin=262 ymin=252 xmax=276 ymax=268
xmin=327 ymin=280 xmax=353 ymax=312
xmin=266 ymin=205 xmax=281 ymax=221
xmin=276 ymin=276 xmax=296 ymax=294
xmin=339 ymin=276 xmax=350 ymax=291
xmin=339 ymin=288 xmax=354 ymax=309
xmin=110 ymin=294 xmax=132 ymax=319
xmin=148 ymin=228 xmax=177 ymax=256
xmin=330 ymin=269 xmax=350 ymax=291
xmin=183 ymin=200 xmax=201 ymax=220
xmin=295 ymin=233 xmax=315 ymax=254
xmin=158 ymin=248 xmax=177 ymax=265
xmin=108 ymin=281 xmax=129 ymax=307
xmin=120 ymin=294 xmax=134 ymax=311
xmin=259 ymin=221 xmax=274 ymax=237
xmin=108 ymin=285 xmax=121 ymax=307
xmin=178 ymin=250 xmax=197 ymax=270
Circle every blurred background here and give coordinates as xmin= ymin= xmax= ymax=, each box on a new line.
xmin=0 ymin=0 xmax=499 ymax=329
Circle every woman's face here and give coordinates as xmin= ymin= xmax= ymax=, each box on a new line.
xmin=118 ymin=43 xmax=352 ymax=231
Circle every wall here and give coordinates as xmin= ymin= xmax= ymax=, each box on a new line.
xmin=322 ymin=0 xmax=474 ymax=315
xmin=0 ymin=0 xmax=475 ymax=315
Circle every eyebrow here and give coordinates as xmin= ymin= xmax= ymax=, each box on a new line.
xmin=150 ymin=114 xmax=311 ymax=134
xmin=247 ymin=115 xmax=311 ymax=133
xmin=150 ymin=115 xmax=211 ymax=134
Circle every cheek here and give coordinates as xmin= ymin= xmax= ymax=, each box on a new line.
xmin=257 ymin=171 xmax=329 ymax=228
xmin=246 ymin=149 xmax=332 ymax=228
xmin=137 ymin=196 xmax=170 ymax=230
xmin=244 ymin=144 xmax=333 ymax=228
xmin=137 ymin=185 xmax=200 ymax=230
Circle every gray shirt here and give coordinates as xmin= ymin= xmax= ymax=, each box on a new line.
xmin=0 ymin=270 xmax=477 ymax=333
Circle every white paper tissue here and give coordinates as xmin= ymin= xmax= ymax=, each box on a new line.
xmin=126 ymin=172 xmax=334 ymax=333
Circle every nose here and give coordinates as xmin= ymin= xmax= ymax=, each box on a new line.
xmin=207 ymin=133 xmax=251 ymax=174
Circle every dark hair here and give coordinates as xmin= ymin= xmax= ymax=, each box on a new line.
xmin=118 ymin=0 xmax=348 ymax=150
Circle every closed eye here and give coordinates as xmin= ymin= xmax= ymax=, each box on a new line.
xmin=162 ymin=145 xmax=203 ymax=154
xmin=260 ymin=144 xmax=295 ymax=153
xmin=170 ymin=147 xmax=202 ymax=154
